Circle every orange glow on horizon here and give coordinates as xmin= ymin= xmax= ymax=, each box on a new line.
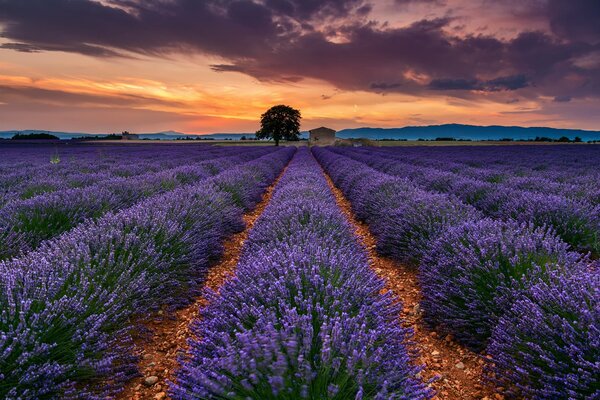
xmin=0 ymin=46 xmax=597 ymax=133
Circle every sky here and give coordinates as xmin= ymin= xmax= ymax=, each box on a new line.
xmin=0 ymin=0 xmax=599 ymax=134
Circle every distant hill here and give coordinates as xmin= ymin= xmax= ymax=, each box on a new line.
xmin=2 ymin=124 xmax=599 ymax=142
xmin=336 ymin=124 xmax=600 ymax=142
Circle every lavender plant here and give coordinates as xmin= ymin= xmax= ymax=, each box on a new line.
xmin=376 ymin=190 xmax=480 ymax=267
xmin=499 ymin=191 xmax=600 ymax=256
xmin=314 ymin=145 xmax=597 ymax=397
xmin=0 ymin=148 xmax=274 ymax=259
xmin=172 ymin=149 xmax=431 ymax=399
xmin=313 ymin=147 xmax=480 ymax=267
xmin=328 ymin=146 xmax=600 ymax=256
xmin=418 ymin=218 xmax=587 ymax=350
xmin=0 ymin=143 xmax=236 ymax=204
xmin=487 ymin=270 xmax=599 ymax=399
xmin=0 ymin=148 xmax=294 ymax=399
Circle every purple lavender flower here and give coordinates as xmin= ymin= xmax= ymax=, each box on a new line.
xmin=418 ymin=218 xmax=587 ymax=350
xmin=0 ymin=147 xmax=294 ymax=398
xmin=0 ymin=146 xmax=279 ymax=259
xmin=323 ymin=146 xmax=600 ymax=256
xmin=488 ymin=270 xmax=599 ymax=399
xmin=172 ymin=148 xmax=431 ymax=399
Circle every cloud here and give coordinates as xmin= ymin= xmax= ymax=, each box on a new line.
xmin=428 ymin=78 xmax=478 ymax=91
xmin=428 ymin=75 xmax=529 ymax=92
xmin=370 ymin=82 xmax=403 ymax=90
xmin=546 ymin=0 xmax=600 ymax=44
xmin=0 ymin=84 xmax=184 ymax=108
xmin=0 ymin=0 xmax=598 ymax=101
xmin=553 ymin=95 xmax=572 ymax=103
xmin=394 ymin=0 xmax=446 ymax=6
xmin=0 ymin=42 xmax=42 ymax=53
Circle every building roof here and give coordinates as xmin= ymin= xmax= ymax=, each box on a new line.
xmin=309 ymin=126 xmax=336 ymax=134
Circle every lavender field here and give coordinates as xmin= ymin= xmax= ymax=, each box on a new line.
xmin=0 ymin=143 xmax=598 ymax=400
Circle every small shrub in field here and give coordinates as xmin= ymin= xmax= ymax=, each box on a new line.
xmin=488 ymin=270 xmax=599 ymax=399
xmin=419 ymin=218 xmax=586 ymax=350
xmin=500 ymin=191 xmax=600 ymax=257
xmin=376 ymin=191 xmax=481 ymax=267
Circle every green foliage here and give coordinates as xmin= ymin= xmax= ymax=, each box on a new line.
xmin=21 ymin=184 xmax=57 ymax=199
xmin=50 ymin=153 xmax=61 ymax=164
xmin=255 ymin=104 xmax=301 ymax=146
xmin=11 ymin=133 xmax=59 ymax=140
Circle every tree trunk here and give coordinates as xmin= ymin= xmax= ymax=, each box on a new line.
xmin=274 ymin=138 xmax=279 ymax=146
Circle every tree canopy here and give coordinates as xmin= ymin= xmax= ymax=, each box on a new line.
xmin=12 ymin=133 xmax=59 ymax=140
xmin=255 ymin=105 xmax=301 ymax=146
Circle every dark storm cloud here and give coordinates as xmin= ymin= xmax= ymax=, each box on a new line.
xmin=264 ymin=0 xmax=371 ymax=19
xmin=428 ymin=78 xmax=478 ymax=91
xmin=0 ymin=0 xmax=599 ymax=100
xmin=428 ymin=75 xmax=530 ymax=92
xmin=370 ymin=82 xmax=403 ymax=90
xmin=546 ymin=0 xmax=600 ymax=44
xmin=394 ymin=0 xmax=446 ymax=6
xmin=553 ymin=95 xmax=572 ymax=103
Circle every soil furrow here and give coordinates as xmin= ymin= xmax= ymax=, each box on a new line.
xmin=319 ymin=160 xmax=498 ymax=400
xmin=117 ymin=160 xmax=292 ymax=400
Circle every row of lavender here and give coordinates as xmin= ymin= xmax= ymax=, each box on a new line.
xmin=0 ymin=143 xmax=222 ymax=203
xmin=0 ymin=147 xmax=295 ymax=399
xmin=0 ymin=143 xmax=214 ymax=171
xmin=372 ymin=145 xmax=600 ymax=185
xmin=313 ymin=147 xmax=598 ymax=399
xmin=0 ymin=145 xmax=264 ymax=207
xmin=357 ymin=145 xmax=600 ymax=204
xmin=328 ymin=147 xmax=600 ymax=257
xmin=173 ymin=148 xmax=432 ymax=399
xmin=0 ymin=146 xmax=275 ymax=260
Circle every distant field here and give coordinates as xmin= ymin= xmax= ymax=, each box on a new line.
xmin=85 ymin=138 xmax=597 ymax=146
xmin=219 ymin=139 xmax=593 ymax=147
xmin=84 ymin=139 xmax=306 ymax=146
xmin=1 ymin=142 xmax=597 ymax=399
xmin=373 ymin=140 xmax=597 ymax=146
xmin=215 ymin=140 xmax=308 ymax=146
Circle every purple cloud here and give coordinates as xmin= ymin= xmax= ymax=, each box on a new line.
xmin=0 ymin=0 xmax=598 ymax=100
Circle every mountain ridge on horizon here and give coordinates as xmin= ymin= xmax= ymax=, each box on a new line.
xmin=1 ymin=123 xmax=599 ymax=141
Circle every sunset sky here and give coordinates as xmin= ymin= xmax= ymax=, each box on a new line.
xmin=1 ymin=0 xmax=599 ymax=134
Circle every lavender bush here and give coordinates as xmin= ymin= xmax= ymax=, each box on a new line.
xmin=172 ymin=149 xmax=431 ymax=399
xmin=488 ymin=270 xmax=599 ymax=399
xmin=328 ymin=146 xmax=600 ymax=256
xmin=418 ymin=218 xmax=587 ymax=350
xmin=376 ymin=191 xmax=480 ymax=267
xmin=499 ymin=191 xmax=600 ymax=257
xmin=0 ymin=143 xmax=238 ymax=205
xmin=0 ymin=148 xmax=294 ymax=399
xmin=0 ymin=148 xmax=274 ymax=259
xmin=313 ymin=147 xmax=480 ymax=267
xmin=314 ymin=145 xmax=597 ymax=396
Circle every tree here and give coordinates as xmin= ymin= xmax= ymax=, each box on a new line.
xmin=255 ymin=105 xmax=301 ymax=146
xmin=12 ymin=132 xmax=59 ymax=140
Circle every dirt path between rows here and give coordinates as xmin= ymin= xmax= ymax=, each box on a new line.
xmin=319 ymin=162 xmax=498 ymax=400
xmin=117 ymin=161 xmax=291 ymax=400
